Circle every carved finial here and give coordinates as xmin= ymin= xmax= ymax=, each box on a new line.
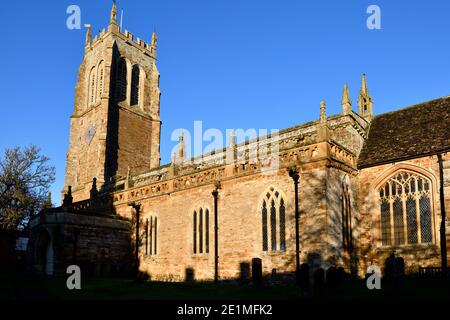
xmin=90 ymin=177 xmax=98 ymax=199
xmin=110 ymin=1 xmax=117 ymax=25
xmin=341 ymin=84 xmax=352 ymax=115
xmin=320 ymin=100 xmax=327 ymax=123
xmin=63 ymin=186 xmax=73 ymax=207
xmin=226 ymin=130 xmax=237 ymax=164
xmin=44 ymin=192 xmax=52 ymax=209
xmin=125 ymin=167 xmax=132 ymax=189
xmin=177 ymin=132 xmax=186 ymax=163
xmin=358 ymin=73 xmax=374 ymax=120
xmin=151 ymin=31 xmax=157 ymax=47
xmin=229 ymin=130 xmax=236 ymax=148
xmin=361 ymin=73 xmax=368 ymax=95
xmin=85 ymin=24 xmax=91 ymax=47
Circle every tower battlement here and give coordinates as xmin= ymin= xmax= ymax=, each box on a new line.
xmin=86 ymin=26 xmax=157 ymax=58
xmin=84 ymin=2 xmax=157 ymax=58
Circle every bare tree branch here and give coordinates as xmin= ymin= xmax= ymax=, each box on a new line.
xmin=0 ymin=145 xmax=55 ymax=231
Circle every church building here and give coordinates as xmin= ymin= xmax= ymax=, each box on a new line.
xmin=27 ymin=4 xmax=450 ymax=280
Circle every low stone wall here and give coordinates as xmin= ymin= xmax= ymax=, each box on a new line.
xmin=27 ymin=211 xmax=133 ymax=276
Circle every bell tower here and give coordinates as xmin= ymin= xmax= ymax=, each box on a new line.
xmin=64 ymin=2 xmax=161 ymax=201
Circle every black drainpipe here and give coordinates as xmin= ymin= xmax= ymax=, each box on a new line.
xmin=212 ymin=181 xmax=221 ymax=283
xmin=437 ymin=153 xmax=447 ymax=272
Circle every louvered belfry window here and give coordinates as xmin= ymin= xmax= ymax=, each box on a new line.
xmin=115 ymin=58 xmax=127 ymax=101
xmin=130 ymin=65 xmax=140 ymax=106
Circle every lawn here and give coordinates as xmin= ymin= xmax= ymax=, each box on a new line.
xmin=1 ymin=273 xmax=450 ymax=300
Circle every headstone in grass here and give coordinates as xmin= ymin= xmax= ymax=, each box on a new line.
xmin=239 ymin=262 xmax=250 ymax=284
xmin=313 ymin=268 xmax=325 ymax=294
xmin=384 ymin=252 xmax=405 ymax=289
xmin=185 ymin=268 xmax=195 ymax=283
xmin=325 ymin=267 xmax=337 ymax=289
xmin=299 ymin=263 xmax=310 ymax=291
xmin=252 ymin=258 xmax=262 ymax=286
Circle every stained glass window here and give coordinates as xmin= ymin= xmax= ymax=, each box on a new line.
xmin=261 ymin=188 xmax=286 ymax=252
xmin=342 ymin=185 xmax=353 ymax=251
xmin=205 ymin=209 xmax=209 ymax=254
xmin=193 ymin=211 xmax=197 ymax=254
xmin=379 ymin=171 xmax=433 ymax=246
xmin=193 ymin=208 xmax=210 ymax=255
xmin=262 ymin=201 xmax=268 ymax=251
xmin=279 ymin=199 xmax=286 ymax=252
xmin=145 ymin=216 xmax=158 ymax=256
xmin=270 ymin=200 xmax=277 ymax=251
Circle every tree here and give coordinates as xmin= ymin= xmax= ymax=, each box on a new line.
xmin=0 ymin=145 xmax=55 ymax=231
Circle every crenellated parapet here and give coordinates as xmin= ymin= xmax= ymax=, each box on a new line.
xmin=85 ymin=26 xmax=156 ymax=59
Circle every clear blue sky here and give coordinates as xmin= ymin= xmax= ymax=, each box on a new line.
xmin=1 ymin=0 xmax=450 ymax=204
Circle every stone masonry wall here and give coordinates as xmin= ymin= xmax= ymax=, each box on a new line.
xmin=357 ymin=153 xmax=450 ymax=276
xmin=113 ymin=160 xmax=342 ymax=281
xmin=28 ymin=212 xmax=133 ymax=276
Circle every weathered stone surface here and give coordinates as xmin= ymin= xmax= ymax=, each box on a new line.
xmin=27 ymin=211 xmax=133 ymax=276
xmin=28 ymin=5 xmax=450 ymax=282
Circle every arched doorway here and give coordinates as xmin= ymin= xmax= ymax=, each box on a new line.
xmin=35 ymin=228 xmax=53 ymax=275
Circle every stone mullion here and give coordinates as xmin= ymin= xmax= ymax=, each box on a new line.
xmin=389 ymin=183 xmax=395 ymax=245
xmin=269 ymin=198 xmax=274 ymax=251
xmin=154 ymin=217 xmax=157 ymax=255
xmin=149 ymin=216 xmax=153 ymax=255
xmin=126 ymin=60 xmax=132 ymax=106
xmin=415 ymin=179 xmax=422 ymax=244
xmin=275 ymin=200 xmax=281 ymax=251
xmin=270 ymin=197 xmax=277 ymax=252
xmin=402 ymin=190 xmax=408 ymax=245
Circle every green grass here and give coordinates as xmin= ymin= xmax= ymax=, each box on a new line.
xmin=1 ymin=274 xmax=299 ymax=300
xmin=1 ymin=274 xmax=450 ymax=300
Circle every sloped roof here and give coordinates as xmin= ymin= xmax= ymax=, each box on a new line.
xmin=358 ymin=96 xmax=450 ymax=168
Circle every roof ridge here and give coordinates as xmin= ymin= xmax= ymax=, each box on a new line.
xmin=374 ymin=94 xmax=450 ymax=119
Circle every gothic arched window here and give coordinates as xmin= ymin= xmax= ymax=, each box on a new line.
xmin=145 ymin=216 xmax=158 ymax=256
xmin=96 ymin=61 xmax=105 ymax=101
xmin=115 ymin=58 xmax=127 ymax=102
xmin=341 ymin=184 xmax=353 ymax=252
xmin=193 ymin=208 xmax=210 ymax=255
xmin=262 ymin=187 xmax=286 ymax=252
xmin=379 ymin=171 xmax=433 ymax=246
xmin=130 ymin=65 xmax=140 ymax=106
xmin=193 ymin=211 xmax=197 ymax=254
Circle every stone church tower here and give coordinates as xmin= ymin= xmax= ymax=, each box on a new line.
xmin=64 ymin=3 xmax=161 ymax=201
